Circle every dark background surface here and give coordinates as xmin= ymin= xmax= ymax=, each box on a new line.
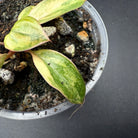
xmin=0 ymin=0 xmax=138 ymax=138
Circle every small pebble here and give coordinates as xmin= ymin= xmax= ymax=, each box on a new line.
xmin=77 ymin=31 xmax=89 ymax=42
xmin=88 ymin=19 xmax=92 ymax=31
xmin=30 ymin=103 xmax=40 ymax=111
xmin=57 ymin=35 xmax=60 ymax=40
xmin=65 ymin=44 xmax=75 ymax=57
xmin=78 ymin=17 xmax=84 ymax=22
xmin=5 ymin=104 xmax=10 ymax=109
xmin=23 ymin=94 xmax=32 ymax=105
xmin=43 ymin=26 xmax=56 ymax=37
xmin=28 ymin=85 xmax=32 ymax=93
xmin=0 ymin=69 xmax=14 ymax=85
xmin=14 ymin=61 xmax=27 ymax=72
xmin=0 ymin=99 xmax=3 ymax=104
xmin=55 ymin=18 xmax=72 ymax=35
xmin=10 ymin=54 xmax=16 ymax=60
xmin=83 ymin=22 xmax=88 ymax=29
xmin=65 ymin=42 xmax=72 ymax=47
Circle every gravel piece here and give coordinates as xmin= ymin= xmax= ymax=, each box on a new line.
xmin=0 ymin=99 xmax=3 ymax=104
xmin=14 ymin=61 xmax=27 ymax=72
xmin=88 ymin=18 xmax=92 ymax=31
xmin=55 ymin=18 xmax=73 ymax=35
xmin=83 ymin=22 xmax=88 ymax=29
xmin=43 ymin=26 xmax=57 ymax=37
xmin=65 ymin=44 xmax=75 ymax=57
xmin=0 ymin=68 xmax=14 ymax=85
xmin=77 ymin=30 xmax=89 ymax=42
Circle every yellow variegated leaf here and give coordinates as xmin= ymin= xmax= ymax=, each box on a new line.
xmin=18 ymin=6 xmax=35 ymax=20
xmin=29 ymin=0 xmax=86 ymax=24
xmin=4 ymin=16 xmax=49 ymax=52
xmin=0 ymin=53 xmax=8 ymax=68
xmin=30 ymin=49 xmax=85 ymax=104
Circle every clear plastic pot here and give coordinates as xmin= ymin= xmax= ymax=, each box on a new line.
xmin=0 ymin=1 xmax=108 ymax=120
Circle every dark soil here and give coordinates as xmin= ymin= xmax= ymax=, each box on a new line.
xmin=0 ymin=0 xmax=100 ymax=112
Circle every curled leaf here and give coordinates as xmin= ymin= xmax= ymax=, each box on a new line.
xmin=18 ymin=6 xmax=35 ymax=20
xmin=29 ymin=0 xmax=86 ymax=24
xmin=30 ymin=49 xmax=85 ymax=104
xmin=4 ymin=16 xmax=49 ymax=52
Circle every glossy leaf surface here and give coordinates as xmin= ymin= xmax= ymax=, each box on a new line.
xmin=18 ymin=6 xmax=34 ymax=20
xmin=4 ymin=16 xmax=49 ymax=52
xmin=29 ymin=0 xmax=86 ymax=24
xmin=30 ymin=49 xmax=85 ymax=104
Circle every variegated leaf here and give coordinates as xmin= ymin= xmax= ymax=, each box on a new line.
xmin=29 ymin=0 xmax=86 ymax=24
xmin=0 ymin=53 xmax=8 ymax=68
xmin=4 ymin=16 xmax=49 ymax=52
xmin=30 ymin=49 xmax=85 ymax=104
xmin=18 ymin=6 xmax=35 ymax=20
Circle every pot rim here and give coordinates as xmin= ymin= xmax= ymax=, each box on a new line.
xmin=0 ymin=1 xmax=108 ymax=120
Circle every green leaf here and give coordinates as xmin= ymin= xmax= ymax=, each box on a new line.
xmin=18 ymin=6 xmax=34 ymax=20
xmin=30 ymin=49 xmax=85 ymax=104
xmin=29 ymin=0 xmax=86 ymax=24
xmin=4 ymin=16 xmax=49 ymax=52
xmin=0 ymin=53 xmax=8 ymax=68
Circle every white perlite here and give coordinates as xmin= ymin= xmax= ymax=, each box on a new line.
xmin=0 ymin=69 xmax=14 ymax=85
xmin=65 ymin=44 xmax=75 ymax=57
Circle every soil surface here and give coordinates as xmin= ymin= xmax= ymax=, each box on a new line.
xmin=0 ymin=0 xmax=100 ymax=112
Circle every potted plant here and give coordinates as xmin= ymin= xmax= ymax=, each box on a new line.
xmin=0 ymin=0 xmax=108 ymax=119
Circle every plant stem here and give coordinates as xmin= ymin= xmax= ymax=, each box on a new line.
xmin=0 ymin=42 xmax=15 ymax=59
xmin=6 ymin=51 xmax=15 ymax=60
xmin=0 ymin=42 xmax=4 ymax=45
